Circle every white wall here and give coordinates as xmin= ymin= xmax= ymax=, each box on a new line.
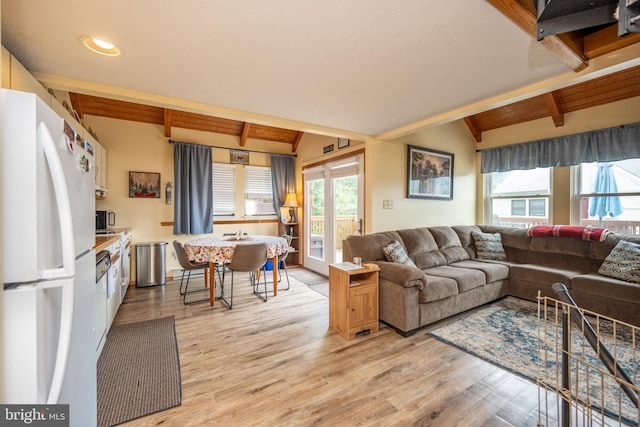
xmin=368 ymin=120 xmax=478 ymax=232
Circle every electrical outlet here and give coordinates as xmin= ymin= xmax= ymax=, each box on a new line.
xmin=383 ymin=200 xmax=393 ymax=209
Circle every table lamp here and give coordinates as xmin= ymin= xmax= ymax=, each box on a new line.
xmin=282 ymin=193 xmax=299 ymax=223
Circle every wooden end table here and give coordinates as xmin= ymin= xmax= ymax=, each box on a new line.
xmin=329 ymin=262 xmax=380 ymax=340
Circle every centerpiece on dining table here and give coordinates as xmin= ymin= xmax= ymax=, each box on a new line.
xmin=225 ymin=230 xmax=253 ymax=241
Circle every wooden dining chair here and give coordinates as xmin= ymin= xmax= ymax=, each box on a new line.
xmin=220 ymin=242 xmax=268 ymax=309
xmin=173 ymin=240 xmax=210 ymax=305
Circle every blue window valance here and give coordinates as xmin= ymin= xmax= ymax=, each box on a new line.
xmin=481 ymin=122 xmax=640 ymax=173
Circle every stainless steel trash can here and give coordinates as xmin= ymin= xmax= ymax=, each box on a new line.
xmin=135 ymin=242 xmax=167 ymax=287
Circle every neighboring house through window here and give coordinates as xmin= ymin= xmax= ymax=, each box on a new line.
xmin=485 ymin=167 xmax=551 ymax=228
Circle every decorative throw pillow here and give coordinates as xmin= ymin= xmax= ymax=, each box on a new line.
xmin=382 ymin=240 xmax=417 ymax=267
xmin=598 ymin=240 xmax=640 ymax=283
xmin=471 ymin=231 xmax=507 ymax=261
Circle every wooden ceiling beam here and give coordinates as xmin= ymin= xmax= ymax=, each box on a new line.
xmin=544 ymin=91 xmax=564 ymax=127
xmin=240 ymin=122 xmax=251 ymax=147
xmin=164 ymin=109 xmax=172 ymax=137
xmin=292 ymin=131 xmax=304 ymax=152
xmin=584 ymin=25 xmax=640 ymax=58
xmin=463 ymin=117 xmax=482 ymax=143
xmin=487 ymin=0 xmax=588 ymax=71
xmin=69 ymin=92 xmax=83 ymax=118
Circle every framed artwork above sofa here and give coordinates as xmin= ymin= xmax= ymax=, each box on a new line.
xmin=406 ymin=145 xmax=454 ymax=200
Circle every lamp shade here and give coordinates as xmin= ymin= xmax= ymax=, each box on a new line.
xmin=282 ymin=193 xmax=299 ymax=208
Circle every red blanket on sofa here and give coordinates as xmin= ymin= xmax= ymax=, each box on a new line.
xmin=526 ymin=225 xmax=610 ymax=242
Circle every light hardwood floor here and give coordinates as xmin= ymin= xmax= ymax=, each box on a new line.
xmin=113 ymin=272 xmax=550 ymax=427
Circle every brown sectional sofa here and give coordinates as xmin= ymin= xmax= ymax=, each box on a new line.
xmin=342 ymin=225 xmax=640 ymax=336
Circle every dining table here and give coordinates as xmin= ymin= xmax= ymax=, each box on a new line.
xmin=184 ymin=235 xmax=290 ymax=306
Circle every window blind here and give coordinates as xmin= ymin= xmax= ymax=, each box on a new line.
xmin=212 ymin=163 xmax=236 ymax=216
xmin=245 ymin=166 xmax=273 ymax=199
xmin=245 ymin=165 xmax=276 ymax=215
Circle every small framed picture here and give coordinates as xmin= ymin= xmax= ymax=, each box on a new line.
xmin=338 ymin=138 xmax=350 ymax=149
xmin=407 ymin=145 xmax=454 ymax=200
xmin=129 ymin=171 xmax=161 ymax=198
xmin=230 ymin=149 xmax=249 ymax=165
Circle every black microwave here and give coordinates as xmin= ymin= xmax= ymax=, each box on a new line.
xmin=96 ymin=210 xmax=116 ymax=230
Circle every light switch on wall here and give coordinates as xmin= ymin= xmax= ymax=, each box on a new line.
xmin=383 ymin=200 xmax=393 ymax=209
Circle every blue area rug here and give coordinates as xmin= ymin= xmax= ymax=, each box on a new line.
xmin=428 ymin=297 xmax=640 ymax=426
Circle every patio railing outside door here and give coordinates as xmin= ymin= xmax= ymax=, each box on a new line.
xmin=310 ymin=215 xmax=356 ymax=251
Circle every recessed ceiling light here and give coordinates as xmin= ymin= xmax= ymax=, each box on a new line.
xmin=82 ymin=37 xmax=122 ymax=56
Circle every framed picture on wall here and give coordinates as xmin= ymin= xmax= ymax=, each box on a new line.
xmin=230 ymin=149 xmax=250 ymax=165
xmin=406 ymin=145 xmax=454 ymax=200
xmin=338 ymin=138 xmax=350 ymax=149
xmin=129 ymin=171 xmax=161 ymax=198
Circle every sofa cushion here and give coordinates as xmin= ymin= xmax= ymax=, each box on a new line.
xmin=453 ymin=225 xmax=483 ymax=259
xmin=397 ymin=228 xmax=447 ymax=269
xmin=419 ymin=275 xmax=458 ymax=303
xmin=450 ymin=260 xmax=510 ymax=283
xmin=429 ymin=226 xmax=471 ymax=264
xmin=471 ymin=231 xmax=507 ymax=261
xmin=598 ymin=240 xmax=640 ymax=284
xmin=589 ymin=233 xmax=640 ymax=260
xmin=383 ymin=240 xmax=417 ymax=267
xmin=343 ymin=231 xmax=403 ymax=263
xmin=479 ymin=226 xmax=533 ymax=263
xmin=423 ymin=265 xmax=486 ymax=293
xmin=510 ymin=264 xmax=582 ymax=287
xmin=571 ymin=273 xmax=640 ymax=303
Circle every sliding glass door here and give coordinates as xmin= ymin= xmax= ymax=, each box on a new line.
xmin=303 ymin=154 xmax=364 ymax=275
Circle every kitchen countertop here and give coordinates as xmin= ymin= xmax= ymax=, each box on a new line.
xmin=94 ymin=228 xmax=132 ymax=253
xmin=94 ymin=235 xmax=121 ymax=253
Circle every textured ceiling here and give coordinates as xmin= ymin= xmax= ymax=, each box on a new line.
xmin=1 ymin=1 xmax=637 ymax=138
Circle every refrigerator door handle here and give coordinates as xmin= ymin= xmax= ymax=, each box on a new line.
xmin=41 ymin=279 xmax=74 ymax=404
xmin=39 ymin=122 xmax=75 ymax=279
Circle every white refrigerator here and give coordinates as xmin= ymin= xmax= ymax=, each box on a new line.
xmin=2 ymin=89 xmax=97 ymax=426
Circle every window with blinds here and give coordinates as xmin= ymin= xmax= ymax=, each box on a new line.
xmin=244 ymin=165 xmax=276 ymax=216
xmin=212 ymin=163 xmax=236 ymax=216
xmin=485 ymin=167 xmax=551 ymax=228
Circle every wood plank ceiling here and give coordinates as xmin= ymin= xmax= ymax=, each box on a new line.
xmin=464 ymin=64 xmax=640 ymax=142
xmin=70 ymin=0 xmax=640 ymax=147
xmin=465 ymin=0 xmax=640 ymax=142
xmin=69 ymin=93 xmax=305 ymax=152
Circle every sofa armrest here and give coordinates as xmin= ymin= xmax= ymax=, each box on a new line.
xmin=370 ymin=261 xmax=427 ymax=290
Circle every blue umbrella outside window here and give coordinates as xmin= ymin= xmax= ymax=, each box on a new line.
xmin=589 ymin=163 xmax=623 ymax=226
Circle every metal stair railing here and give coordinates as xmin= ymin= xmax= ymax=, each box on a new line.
xmin=551 ymin=282 xmax=639 ymax=427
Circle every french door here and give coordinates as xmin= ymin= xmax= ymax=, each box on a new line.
xmin=303 ymin=154 xmax=364 ymax=275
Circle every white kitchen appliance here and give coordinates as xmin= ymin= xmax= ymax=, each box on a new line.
xmin=2 ymin=89 xmax=96 ymax=426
